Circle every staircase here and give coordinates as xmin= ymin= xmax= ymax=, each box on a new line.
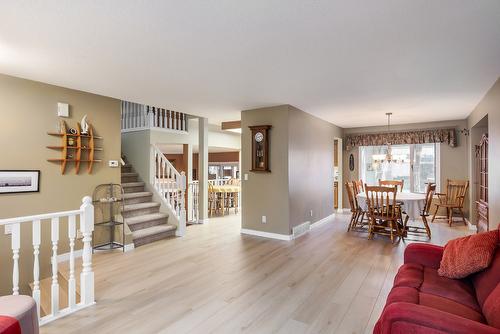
xmin=121 ymin=163 xmax=177 ymax=247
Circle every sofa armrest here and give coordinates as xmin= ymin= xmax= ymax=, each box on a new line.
xmin=404 ymin=243 xmax=443 ymax=269
xmin=377 ymin=302 xmax=500 ymax=334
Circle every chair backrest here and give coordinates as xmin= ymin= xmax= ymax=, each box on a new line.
xmin=345 ymin=181 xmax=358 ymax=213
xmin=365 ymin=185 xmax=398 ymax=220
xmin=445 ymin=179 xmax=469 ymax=206
xmin=423 ymin=183 xmax=437 ymax=215
xmin=353 ymin=179 xmax=364 ymax=194
xmin=379 ymin=179 xmax=404 ymax=192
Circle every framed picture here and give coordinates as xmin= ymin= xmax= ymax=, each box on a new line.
xmin=0 ymin=170 xmax=40 ymax=194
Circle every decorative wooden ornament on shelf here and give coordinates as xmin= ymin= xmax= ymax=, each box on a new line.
xmin=249 ymin=125 xmax=271 ymax=172
xmin=47 ymin=120 xmax=102 ymax=174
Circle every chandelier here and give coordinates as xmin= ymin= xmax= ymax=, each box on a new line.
xmin=372 ymin=113 xmax=404 ymax=165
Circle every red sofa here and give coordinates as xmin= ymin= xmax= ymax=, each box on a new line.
xmin=374 ymin=232 xmax=500 ymax=333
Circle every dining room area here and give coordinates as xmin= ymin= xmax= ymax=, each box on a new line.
xmin=342 ymin=114 xmax=474 ymax=243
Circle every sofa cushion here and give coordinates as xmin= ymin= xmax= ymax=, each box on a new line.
xmin=394 ymin=263 xmax=481 ymax=312
xmin=385 ymin=286 xmax=485 ymax=323
xmin=0 ymin=315 xmax=21 ymax=334
xmin=472 ymin=244 xmax=500 ymax=308
xmin=438 ymin=230 xmax=498 ymax=279
xmin=482 ymin=284 xmax=500 ymax=329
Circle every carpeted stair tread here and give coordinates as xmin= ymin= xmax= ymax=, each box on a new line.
xmin=121 ymin=172 xmax=138 ymax=177
xmin=132 ymin=225 xmax=176 ymax=240
xmin=123 ymin=192 xmax=153 ymax=199
xmin=122 ymin=181 xmax=145 ymax=188
xmin=122 ymin=202 xmax=160 ymax=212
xmin=126 ymin=213 xmax=169 ymax=226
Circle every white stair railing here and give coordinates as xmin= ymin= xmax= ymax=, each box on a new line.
xmin=151 ymin=144 xmax=186 ymax=236
xmin=188 ymin=181 xmax=199 ymax=223
xmin=121 ymin=101 xmax=188 ymax=133
xmin=0 ymin=197 xmax=95 ymax=326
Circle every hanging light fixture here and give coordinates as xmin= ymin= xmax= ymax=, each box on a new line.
xmin=372 ymin=112 xmax=403 ymax=165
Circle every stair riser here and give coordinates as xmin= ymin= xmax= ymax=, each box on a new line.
xmin=121 ymin=166 xmax=133 ymax=173
xmin=133 ymin=230 xmax=176 ymax=247
xmin=122 ymin=206 xmax=160 ymax=218
xmin=123 ymin=185 xmax=145 ymax=193
xmin=121 ymin=175 xmax=139 ymax=183
xmin=128 ymin=217 xmax=168 ymax=232
xmin=124 ymin=195 xmax=153 ymax=205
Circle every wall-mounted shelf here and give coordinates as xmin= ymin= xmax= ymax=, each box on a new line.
xmin=47 ymin=120 xmax=102 ymax=174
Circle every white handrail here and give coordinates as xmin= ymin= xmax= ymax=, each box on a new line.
xmin=0 ymin=209 xmax=81 ymax=225
xmin=121 ymin=101 xmax=189 ymax=134
xmin=151 ymin=144 xmax=186 ymax=236
xmin=1 ymin=197 xmax=95 ymax=326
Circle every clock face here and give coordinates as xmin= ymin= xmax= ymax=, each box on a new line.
xmin=254 ymin=132 xmax=264 ymax=142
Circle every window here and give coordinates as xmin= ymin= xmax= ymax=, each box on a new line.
xmin=359 ymin=143 xmax=439 ymax=193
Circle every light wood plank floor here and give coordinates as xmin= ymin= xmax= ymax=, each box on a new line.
xmin=41 ymin=213 xmax=469 ymax=334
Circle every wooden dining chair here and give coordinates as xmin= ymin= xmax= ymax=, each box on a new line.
xmin=365 ymin=185 xmax=402 ymax=243
xmin=345 ymin=182 xmax=360 ymax=231
xmin=402 ymin=183 xmax=436 ymax=238
xmin=379 ymin=179 xmax=404 ymax=192
xmin=431 ymin=179 xmax=469 ymax=226
xmin=353 ymin=179 xmax=364 ymax=194
xmin=351 ymin=180 xmax=368 ymax=227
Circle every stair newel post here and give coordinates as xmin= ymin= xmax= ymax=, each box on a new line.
xmin=177 ymin=172 xmax=187 ymax=236
xmin=32 ymin=219 xmax=41 ymax=319
xmin=68 ymin=214 xmax=77 ymax=309
xmin=79 ymin=196 xmax=95 ymax=306
xmin=11 ymin=223 xmax=20 ymax=295
xmin=50 ymin=217 xmax=59 ymax=316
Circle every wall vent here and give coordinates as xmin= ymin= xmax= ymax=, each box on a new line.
xmin=292 ymin=221 xmax=311 ymax=239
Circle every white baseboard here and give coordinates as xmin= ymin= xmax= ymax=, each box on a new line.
xmin=125 ymin=243 xmax=135 ymax=252
xmin=240 ymin=228 xmax=293 ymax=241
xmin=241 ymin=213 xmax=336 ymax=241
xmin=310 ymin=214 xmax=335 ymax=230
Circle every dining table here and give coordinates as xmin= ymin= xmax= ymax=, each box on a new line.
xmin=356 ymin=191 xmax=426 ymax=221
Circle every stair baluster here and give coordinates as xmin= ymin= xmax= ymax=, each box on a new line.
xmin=32 ymin=219 xmax=41 ymax=319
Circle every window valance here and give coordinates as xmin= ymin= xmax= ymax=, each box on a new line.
xmin=345 ymin=128 xmax=457 ymax=151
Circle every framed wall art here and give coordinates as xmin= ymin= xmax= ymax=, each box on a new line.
xmin=0 ymin=170 xmax=40 ymax=194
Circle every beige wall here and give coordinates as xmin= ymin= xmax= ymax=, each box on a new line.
xmin=288 ymin=106 xmax=342 ymax=229
xmin=0 ymin=74 xmax=121 ymax=295
xmin=241 ymin=105 xmax=290 ymax=235
xmin=342 ymin=120 xmax=469 ymax=216
xmin=467 ymin=77 xmax=500 ymax=230
xmin=241 ymin=105 xmax=341 ymax=236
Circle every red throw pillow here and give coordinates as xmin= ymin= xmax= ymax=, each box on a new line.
xmin=438 ymin=230 xmax=498 ymax=279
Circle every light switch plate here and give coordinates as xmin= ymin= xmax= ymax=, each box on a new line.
xmin=244 ymin=173 xmax=249 ymax=181
xmin=108 ymin=160 xmax=119 ymax=167
xmin=262 ymin=216 xmax=267 ymax=224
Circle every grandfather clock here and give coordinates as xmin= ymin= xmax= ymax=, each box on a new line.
xmin=249 ymin=125 xmax=271 ymax=172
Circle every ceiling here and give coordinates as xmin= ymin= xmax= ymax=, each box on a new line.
xmin=1 ymin=1 xmax=499 ymax=128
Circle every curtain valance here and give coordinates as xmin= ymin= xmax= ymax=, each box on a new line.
xmin=345 ymin=128 xmax=457 ymax=151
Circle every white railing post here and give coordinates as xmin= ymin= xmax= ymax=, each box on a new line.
xmin=79 ymin=196 xmax=94 ymax=306
xmin=32 ymin=219 xmax=41 ymax=319
xmin=50 ymin=217 xmax=59 ymax=316
xmin=11 ymin=223 xmax=20 ymax=295
xmin=177 ymin=172 xmax=187 ymax=236
xmin=68 ymin=215 xmax=76 ymax=309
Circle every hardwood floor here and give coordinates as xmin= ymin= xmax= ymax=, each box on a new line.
xmin=41 ymin=213 xmax=469 ymax=334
